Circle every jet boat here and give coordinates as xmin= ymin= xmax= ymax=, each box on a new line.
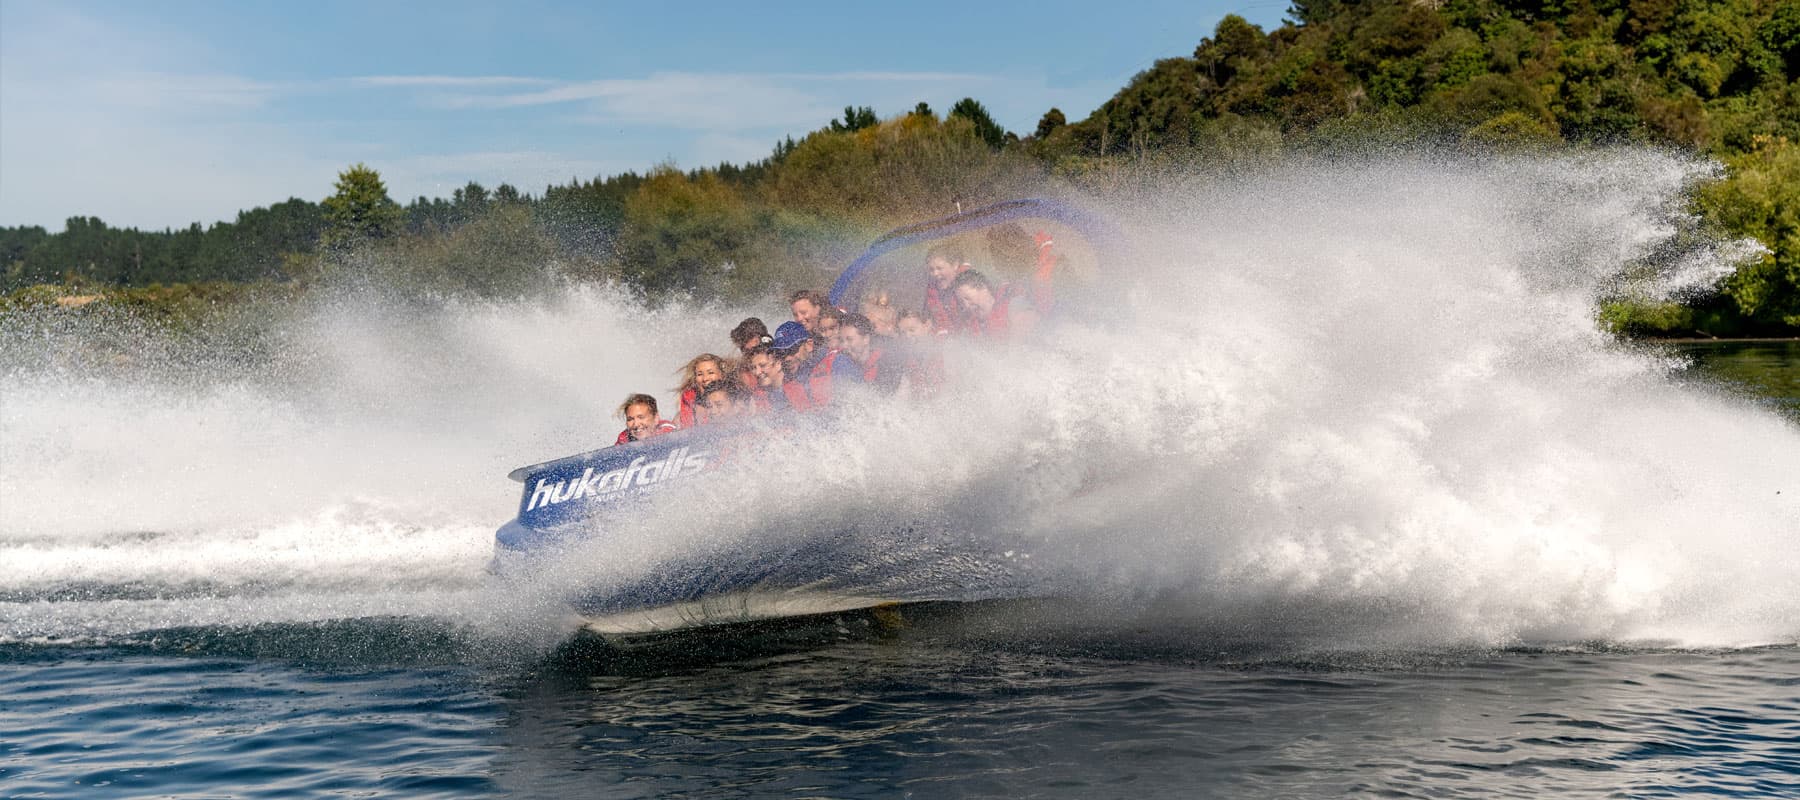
xmin=490 ymin=198 xmax=1121 ymax=637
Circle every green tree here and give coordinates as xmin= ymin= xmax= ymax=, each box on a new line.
xmin=1699 ymin=135 xmax=1800 ymax=329
xmin=950 ymin=97 xmax=1008 ymax=148
xmin=1034 ymin=108 xmax=1067 ymax=139
xmin=830 ymin=105 xmax=879 ymax=133
xmin=617 ymin=166 xmax=759 ymax=297
xmin=321 ymin=163 xmax=403 ymax=248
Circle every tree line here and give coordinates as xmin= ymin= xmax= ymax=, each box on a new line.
xmin=4 ymin=0 xmax=1797 ymax=334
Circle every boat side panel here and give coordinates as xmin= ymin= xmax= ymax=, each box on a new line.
xmin=509 ymin=429 xmax=723 ymax=532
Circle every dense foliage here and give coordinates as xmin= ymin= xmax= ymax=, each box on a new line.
xmin=5 ymin=0 xmax=1796 ymax=334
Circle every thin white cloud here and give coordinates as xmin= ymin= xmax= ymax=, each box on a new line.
xmin=777 ymin=71 xmax=988 ymax=82
xmin=349 ymin=75 xmax=556 ymax=88
xmin=422 ymin=72 xmax=834 ymax=132
xmin=380 ymin=70 xmax=1028 ymax=134
xmin=91 ymin=72 xmax=284 ymax=110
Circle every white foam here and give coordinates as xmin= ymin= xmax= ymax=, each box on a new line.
xmin=2 ymin=150 xmax=1796 ymax=649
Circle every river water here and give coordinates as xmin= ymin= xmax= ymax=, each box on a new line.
xmin=4 ymin=155 xmax=1799 ymax=797
xmin=3 ymin=619 xmax=1797 ymax=798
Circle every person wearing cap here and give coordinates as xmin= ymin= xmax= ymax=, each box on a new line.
xmin=613 ymin=393 xmax=678 ymax=445
xmin=769 ymin=321 xmax=816 ymax=411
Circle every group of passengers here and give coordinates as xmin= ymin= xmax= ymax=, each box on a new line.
xmin=615 ymin=237 xmax=1058 ymax=446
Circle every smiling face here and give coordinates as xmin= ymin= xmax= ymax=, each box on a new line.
xmin=779 ymin=340 xmax=814 ymax=377
xmin=897 ymin=316 xmax=928 ymax=338
xmin=750 ymin=351 xmax=783 ymax=387
xmin=792 ymin=298 xmax=821 ymax=331
xmin=692 ymin=358 xmax=726 ymax=388
xmin=703 ymin=389 xmax=743 ymax=421
xmin=815 ymin=315 xmax=841 ymax=350
xmin=624 ymin=402 xmax=660 ymax=440
xmin=956 ymin=283 xmax=995 ymax=317
xmin=927 ymin=256 xmax=960 ymax=290
xmin=838 ymin=323 xmax=871 ymax=362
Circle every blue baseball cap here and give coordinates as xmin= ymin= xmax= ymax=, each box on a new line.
xmin=770 ymin=321 xmax=810 ymax=351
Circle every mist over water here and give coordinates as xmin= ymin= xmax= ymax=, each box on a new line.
xmin=3 ymin=149 xmax=1796 ymax=651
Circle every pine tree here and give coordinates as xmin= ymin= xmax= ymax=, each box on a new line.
xmin=321 ymin=163 xmax=402 ymax=248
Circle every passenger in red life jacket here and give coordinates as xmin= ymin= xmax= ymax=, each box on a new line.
xmin=743 ymin=344 xmax=791 ymax=412
xmin=895 ymin=309 xmax=943 ymax=392
xmin=831 ymin=312 xmax=900 ymax=395
xmin=674 ymin=353 xmax=731 ymax=428
xmin=613 ymin=393 xmax=678 ymax=446
xmin=805 ymin=307 xmax=852 ymax=406
xmin=813 ymin=306 xmax=846 ymax=353
xmin=697 ymin=380 xmax=753 ymax=424
xmin=790 ymin=289 xmax=830 ymax=333
xmin=950 ymin=269 xmax=1039 ymax=338
xmin=769 ymin=321 xmax=817 ymax=411
xmin=729 ymin=318 xmax=772 ymax=388
xmin=861 ymin=292 xmax=899 ymax=337
xmin=897 ymin=310 xmax=930 ymax=338
xmin=922 ymin=244 xmax=970 ymax=335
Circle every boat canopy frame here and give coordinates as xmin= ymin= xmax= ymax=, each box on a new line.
xmin=827 ymin=198 xmax=1124 ymax=308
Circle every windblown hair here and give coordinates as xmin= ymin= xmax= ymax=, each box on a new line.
xmin=948 ymin=269 xmax=994 ymax=294
xmin=617 ymin=393 xmax=658 ymax=418
xmin=789 ymin=289 xmax=830 ymax=311
xmin=730 ymin=317 xmax=770 ymax=349
xmin=698 ymin=378 xmax=752 ymax=407
xmin=676 ymin=353 xmax=732 ymax=394
xmin=841 ymin=312 xmax=875 ymax=337
xmin=924 ymin=243 xmax=966 ymax=267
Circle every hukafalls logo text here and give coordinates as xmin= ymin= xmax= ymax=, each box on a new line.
xmin=525 ymin=447 xmax=710 ymax=512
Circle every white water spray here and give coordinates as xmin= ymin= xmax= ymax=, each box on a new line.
xmin=1 ymin=149 xmax=1795 ymax=648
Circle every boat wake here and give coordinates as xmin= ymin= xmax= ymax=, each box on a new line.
xmin=2 ymin=149 xmax=1796 ymax=653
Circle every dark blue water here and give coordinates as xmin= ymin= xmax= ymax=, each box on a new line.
xmin=3 ymin=611 xmax=1797 ymax=799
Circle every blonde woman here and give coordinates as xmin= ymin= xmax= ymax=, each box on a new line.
xmin=674 ymin=353 xmax=731 ymax=428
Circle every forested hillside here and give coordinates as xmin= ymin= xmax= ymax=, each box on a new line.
xmin=6 ymin=0 xmax=1796 ymax=334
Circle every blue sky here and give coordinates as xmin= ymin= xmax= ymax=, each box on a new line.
xmin=0 ymin=1 xmax=1289 ymax=230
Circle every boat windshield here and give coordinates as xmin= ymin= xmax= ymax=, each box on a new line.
xmin=827 ymin=199 xmax=1116 ymax=322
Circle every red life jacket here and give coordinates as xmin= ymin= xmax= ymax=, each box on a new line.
xmin=807 ymin=350 xmax=841 ymax=406
xmin=781 ymin=378 xmax=811 ymax=411
xmin=860 ymin=348 xmax=884 ymax=382
xmin=749 ymin=386 xmax=772 ymax=413
xmin=970 ymin=284 xmax=1016 ymax=337
xmin=676 ymin=387 xmax=701 ymax=428
xmin=924 ymin=273 xmax=968 ymax=335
